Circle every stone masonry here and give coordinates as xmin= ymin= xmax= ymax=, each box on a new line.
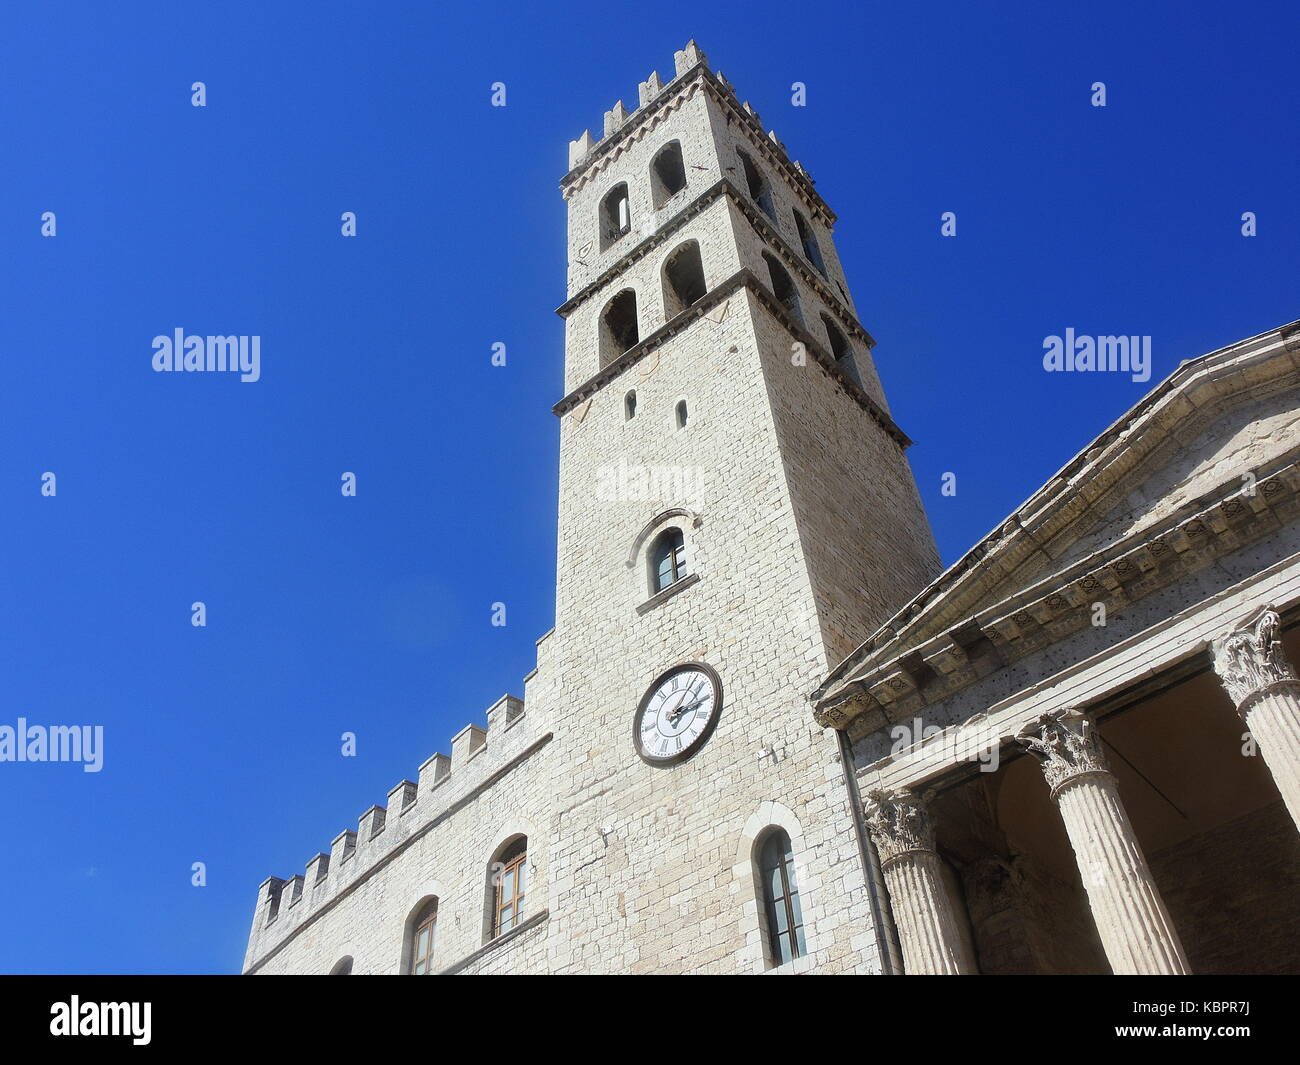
xmin=243 ymin=41 xmax=940 ymax=975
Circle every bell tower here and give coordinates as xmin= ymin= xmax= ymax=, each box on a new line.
xmin=539 ymin=41 xmax=941 ymax=973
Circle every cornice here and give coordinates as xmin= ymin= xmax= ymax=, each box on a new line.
xmin=812 ymin=319 xmax=1300 ymax=720
xmin=557 ymin=181 xmax=873 ymax=353
xmin=813 ymin=458 xmax=1300 ymax=731
xmin=552 ymin=266 xmax=910 ymax=449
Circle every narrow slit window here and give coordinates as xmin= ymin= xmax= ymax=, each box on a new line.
xmin=675 ymin=399 xmax=688 ymax=429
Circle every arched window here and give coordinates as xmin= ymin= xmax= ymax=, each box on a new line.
xmin=793 ymin=209 xmax=826 ymax=276
xmin=649 ymin=527 xmax=687 ymax=593
xmin=763 ymin=253 xmax=802 ymax=325
xmin=329 ymin=955 xmax=353 ymax=975
xmin=599 ymin=289 xmax=639 ymax=367
xmin=674 ymin=398 xmax=688 ymax=429
xmin=491 ymin=837 xmax=528 ymax=939
xmin=758 ymin=829 xmax=806 ymax=966
xmin=407 ymin=898 xmax=438 ymax=975
xmin=662 ymin=240 xmax=706 ymax=319
xmin=650 ymin=140 xmax=688 ymax=208
xmin=625 ymin=389 xmax=637 ymax=420
xmin=821 ymin=314 xmax=863 ymax=387
xmin=738 ymin=149 xmax=775 ymax=220
xmin=600 ymin=183 xmax=631 ymax=250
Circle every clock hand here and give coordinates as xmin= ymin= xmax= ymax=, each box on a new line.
xmin=667 ymin=696 xmax=704 ymax=723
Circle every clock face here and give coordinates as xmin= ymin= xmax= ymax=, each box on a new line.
xmin=633 ymin=663 xmax=722 ymax=766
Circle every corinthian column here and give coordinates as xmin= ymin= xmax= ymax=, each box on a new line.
xmin=1016 ymin=709 xmax=1189 ymax=975
xmin=863 ymin=787 xmax=974 ymax=975
xmin=1213 ymin=606 xmax=1300 ymax=833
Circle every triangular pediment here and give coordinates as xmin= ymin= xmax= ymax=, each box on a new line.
xmin=814 ymin=319 xmax=1300 ymax=718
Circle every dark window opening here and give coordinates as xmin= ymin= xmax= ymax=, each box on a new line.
xmin=793 ymin=210 xmax=826 ymax=276
xmin=625 ymin=390 xmax=637 ymax=420
xmin=738 ymin=150 xmax=776 ymax=221
xmin=822 ymin=313 xmax=863 ymax=387
xmin=675 ymin=398 xmax=688 ymax=429
xmin=651 ymin=141 xmax=688 ymax=208
xmin=600 ymin=183 xmax=631 ymax=250
xmin=662 ymin=240 xmax=707 ymax=319
xmin=600 ymin=289 xmax=639 ymax=367
xmin=763 ymin=252 xmax=802 ymax=325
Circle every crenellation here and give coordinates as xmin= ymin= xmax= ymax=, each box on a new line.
xmin=486 ymin=693 xmax=525 ymax=733
xmin=358 ymin=804 xmax=386 ymax=841
xmin=387 ymin=780 xmax=417 ymax=815
xmin=637 ymin=71 xmax=664 ymax=108
xmin=330 ymin=828 xmax=356 ymax=868
xmin=450 ymin=723 xmax=487 ymax=768
xmin=569 ymin=129 xmax=595 ymax=170
xmin=306 ymin=852 xmax=330 ymax=885
xmin=417 ymin=752 xmax=450 ymax=793
xmin=603 ymin=100 xmax=630 ymax=137
xmin=673 ymin=39 xmax=706 ymax=76
xmin=282 ymin=874 xmax=304 ymax=909
xmin=244 ymin=41 xmax=937 ymax=977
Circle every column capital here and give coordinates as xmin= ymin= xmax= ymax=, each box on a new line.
xmin=1016 ymin=707 xmax=1109 ymax=797
xmin=864 ymin=786 xmax=935 ymax=865
xmin=1212 ymin=606 xmax=1299 ymax=710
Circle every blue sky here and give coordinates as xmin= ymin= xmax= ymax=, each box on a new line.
xmin=0 ymin=0 xmax=1295 ymax=974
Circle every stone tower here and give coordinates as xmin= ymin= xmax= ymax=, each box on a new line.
xmin=241 ymin=41 xmax=941 ymax=977
xmin=536 ymin=40 xmax=941 ymax=972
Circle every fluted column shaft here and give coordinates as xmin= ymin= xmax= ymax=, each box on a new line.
xmin=1213 ymin=606 xmax=1300 ymax=833
xmin=864 ymin=788 xmax=974 ymax=975
xmin=1018 ymin=709 xmax=1190 ymax=975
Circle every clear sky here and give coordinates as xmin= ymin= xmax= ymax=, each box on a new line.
xmin=0 ymin=0 xmax=1295 ymax=974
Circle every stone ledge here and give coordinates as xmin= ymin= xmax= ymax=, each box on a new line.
xmin=438 ymin=908 xmax=550 ymax=975
xmin=636 ymin=573 xmax=701 ymax=615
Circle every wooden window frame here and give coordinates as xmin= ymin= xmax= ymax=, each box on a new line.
xmin=410 ymin=904 xmax=438 ymax=975
xmin=493 ymin=843 xmax=527 ymax=938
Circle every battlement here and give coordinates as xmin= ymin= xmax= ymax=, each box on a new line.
xmin=245 ymin=641 xmax=550 ymax=970
xmin=563 ymin=40 xmax=830 ymax=224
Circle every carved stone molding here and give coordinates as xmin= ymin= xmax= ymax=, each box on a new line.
xmin=1015 ymin=708 xmax=1109 ymax=796
xmin=863 ymin=787 xmax=935 ymax=864
xmin=1212 ymin=606 xmax=1299 ymax=710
